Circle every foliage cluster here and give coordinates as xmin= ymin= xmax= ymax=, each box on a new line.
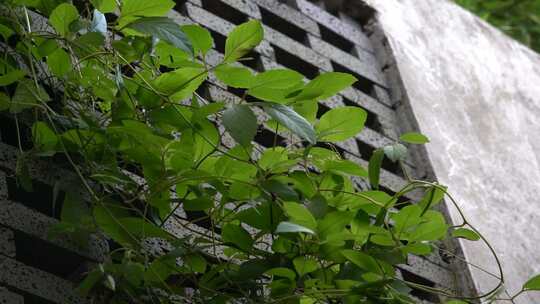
xmin=0 ymin=0 xmax=539 ymax=303
xmin=456 ymin=0 xmax=540 ymax=53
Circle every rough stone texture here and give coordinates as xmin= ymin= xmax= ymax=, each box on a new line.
xmin=0 ymin=227 xmax=15 ymax=258
xmin=0 ymin=287 xmax=23 ymax=304
xmin=0 ymin=257 xmax=87 ymax=304
xmin=366 ymin=0 xmax=540 ymax=302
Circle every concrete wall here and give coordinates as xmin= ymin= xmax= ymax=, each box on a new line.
xmin=366 ymin=0 xmax=540 ymax=302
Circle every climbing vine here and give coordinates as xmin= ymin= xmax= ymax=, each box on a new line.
xmin=0 ymin=0 xmax=539 ymax=303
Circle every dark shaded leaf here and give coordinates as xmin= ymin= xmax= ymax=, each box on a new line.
xmin=127 ymin=17 xmax=193 ymax=55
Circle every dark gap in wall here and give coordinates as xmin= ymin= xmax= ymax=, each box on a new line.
xmin=0 ymin=115 xmax=32 ymax=150
xmin=13 ymin=230 xmax=88 ymax=279
xmin=201 ymin=0 xmax=248 ymax=25
xmin=398 ymin=268 xmax=441 ymax=303
xmin=318 ymin=23 xmax=354 ymax=54
xmin=260 ymin=7 xmax=309 ymax=46
xmin=240 ymin=50 xmax=265 ymax=72
xmin=254 ymin=129 xmax=287 ymax=148
xmin=6 ymin=177 xmax=64 ymax=219
xmin=3 ymin=285 xmax=57 ymax=304
xmin=184 ymin=210 xmax=216 ymax=231
xmin=196 ymin=81 xmax=211 ymax=101
xmin=272 ymin=45 xmax=319 ymax=79
xmin=355 ymin=140 xmax=402 ymax=177
xmin=227 ymin=87 xmax=245 ymax=99
xmin=316 ymin=102 xmax=331 ymax=118
xmin=174 ymin=0 xmax=189 ymax=15
xmin=342 ymin=97 xmax=383 ymax=133
xmin=331 ymin=61 xmax=375 ymax=98
xmin=209 ymin=29 xmax=226 ymax=53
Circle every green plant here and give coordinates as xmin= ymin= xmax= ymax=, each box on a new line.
xmin=0 ymin=0 xmax=538 ymax=303
xmin=455 ymin=0 xmax=540 ymax=53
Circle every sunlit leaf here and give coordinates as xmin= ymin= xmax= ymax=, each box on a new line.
xmin=316 ymin=106 xmax=367 ymax=142
xmin=224 ymin=20 xmax=263 ymax=63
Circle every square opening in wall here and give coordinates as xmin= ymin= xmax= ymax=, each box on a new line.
xmin=273 ymin=45 xmax=319 ymax=79
xmin=201 ymin=0 xmax=248 ymax=25
xmin=318 ymin=23 xmax=354 ymax=54
xmin=260 ymin=7 xmax=309 ymax=46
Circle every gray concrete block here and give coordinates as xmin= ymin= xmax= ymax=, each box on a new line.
xmin=308 ymin=34 xmax=387 ymax=87
xmin=0 ymin=171 xmax=7 ymax=200
xmin=0 ymin=227 xmax=15 ymax=258
xmin=252 ymin=0 xmax=320 ymax=36
xmin=400 ymin=255 xmax=456 ymax=291
xmin=0 ymin=200 xmax=108 ymax=262
xmin=262 ymin=25 xmax=332 ymax=71
xmin=0 ymin=287 xmax=24 ymax=304
xmin=0 ymin=257 xmax=87 ymax=304
xmin=341 ymin=87 xmax=396 ymax=122
xmin=216 ymin=0 xmax=262 ymax=19
xmin=296 ymin=0 xmax=373 ymax=52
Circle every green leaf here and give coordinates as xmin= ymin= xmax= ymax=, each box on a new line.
xmin=181 ymin=24 xmax=213 ymax=56
xmin=383 ymin=143 xmax=407 ymax=162
xmin=0 ymin=70 xmax=25 ymax=86
xmin=214 ymin=65 xmax=254 ymax=88
xmin=400 ymin=132 xmax=430 ymax=144
xmin=451 ymin=228 xmax=480 ymax=241
xmin=445 ymin=301 xmax=467 ymax=304
xmin=184 ymin=196 xmax=214 ymax=211
xmin=524 ymin=274 xmax=540 ymax=290
xmin=295 ymin=72 xmax=357 ymax=101
xmin=152 ymin=66 xmax=206 ymax=98
xmin=293 ymin=100 xmax=318 ymax=123
xmin=249 ymin=69 xmax=304 ymax=90
xmin=10 ymin=79 xmax=51 ymax=113
xmin=275 ymin=221 xmax=315 ymax=235
xmin=293 ymin=257 xmax=318 ymax=277
xmin=316 ymin=106 xmax=367 ymax=142
xmin=0 ymin=92 xmax=10 ymax=111
xmin=120 ymin=0 xmax=174 ymax=20
xmin=224 ymin=20 xmax=263 ymax=63
xmin=409 ymin=211 xmax=447 ymax=241
xmin=323 ymin=159 xmax=368 ymax=177
xmin=91 ymin=0 xmax=117 ymax=13
xmin=418 ymin=185 xmax=447 ymax=210
xmin=368 ymin=149 xmax=384 ymax=190
xmin=77 ymin=269 xmax=103 ymax=296
xmin=32 ymin=121 xmax=58 ymax=153
xmin=265 ymin=268 xmax=296 ymax=280
xmin=263 ymin=103 xmax=316 ymax=144
xmin=184 ymin=254 xmax=207 ymax=273
xmin=283 ymin=202 xmax=317 ymax=231
xmin=47 ymin=48 xmax=71 ymax=77
xmin=340 ymin=249 xmax=382 ymax=275
xmin=222 ymin=104 xmax=257 ymax=146
xmin=89 ymin=9 xmax=107 ymax=35
xmin=49 ymin=3 xmax=79 ymax=36
xmin=126 ymin=17 xmax=193 ymax=55
xmin=391 ymin=205 xmax=422 ymax=238
xmin=221 ymin=223 xmax=253 ymax=252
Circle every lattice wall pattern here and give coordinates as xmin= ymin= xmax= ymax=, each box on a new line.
xmin=0 ymin=0 xmax=473 ymax=303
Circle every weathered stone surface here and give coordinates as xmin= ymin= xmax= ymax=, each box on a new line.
xmin=296 ymin=0 xmax=373 ymax=52
xmin=309 ymin=34 xmax=387 ymax=86
xmin=0 ymin=227 xmax=15 ymax=258
xmin=0 ymin=257 xmax=87 ymax=304
xmin=367 ymin=0 xmax=540 ymax=302
xmin=0 ymin=287 xmax=23 ymax=304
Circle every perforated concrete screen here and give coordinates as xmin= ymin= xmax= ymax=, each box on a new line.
xmin=0 ymin=0 xmax=476 ymax=303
